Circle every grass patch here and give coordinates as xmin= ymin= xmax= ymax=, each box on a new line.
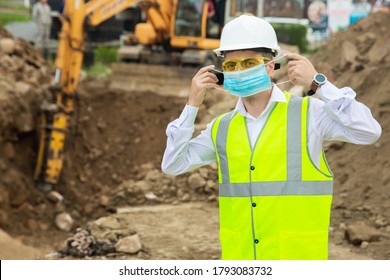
xmin=0 ymin=13 xmax=30 ymax=26
xmin=0 ymin=1 xmax=30 ymax=11
xmin=83 ymin=46 xmax=118 ymax=78
xmin=94 ymin=46 xmax=118 ymax=64
xmin=272 ymin=23 xmax=309 ymax=53
xmin=84 ymin=61 xmax=112 ymax=78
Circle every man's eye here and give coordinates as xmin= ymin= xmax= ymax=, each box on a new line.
xmin=243 ymin=59 xmax=260 ymax=68
xmin=225 ymin=62 xmax=236 ymax=70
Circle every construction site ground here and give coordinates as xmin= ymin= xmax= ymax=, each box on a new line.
xmin=0 ymin=12 xmax=389 ymax=260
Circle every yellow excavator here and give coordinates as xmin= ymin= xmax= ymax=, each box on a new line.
xmin=34 ymin=0 xmax=279 ymax=190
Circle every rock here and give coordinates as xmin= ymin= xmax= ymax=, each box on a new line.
xmin=341 ymin=41 xmax=358 ymax=69
xmin=0 ymin=38 xmax=15 ymax=54
xmin=47 ymin=191 xmax=64 ymax=203
xmin=339 ymin=223 xmax=347 ymax=230
xmin=84 ymin=203 xmax=95 ymax=215
xmin=91 ymin=216 xmax=121 ymax=230
xmin=368 ymin=33 xmax=390 ymax=63
xmin=55 ymin=213 xmax=74 ymax=232
xmin=145 ymin=169 xmax=162 ymax=182
xmin=198 ymin=168 xmax=209 ymax=179
xmin=115 ymin=234 xmax=142 ymax=254
xmin=356 ymin=32 xmax=376 ymax=54
xmin=188 ymin=173 xmax=206 ymax=190
xmin=3 ymin=142 xmax=15 ymax=159
xmin=374 ymin=218 xmax=387 ymax=228
xmin=79 ymin=174 xmax=87 ymax=183
xmin=205 ymin=180 xmax=217 ymax=194
xmin=138 ymin=162 xmax=155 ymax=178
xmin=180 ymin=193 xmax=191 ymax=202
xmin=39 ymin=222 xmax=50 ymax=231
xmin=15 ymin=81 xmax=31 ymax=95
xmin=210 ymin=162 xmax=218 ymax=170
xmin=27 ymin=219 xmax=38 ymax=231
xmin=345 ymin=222 xmax=382 ymax=245
xmin=145 ymin=192 xmax=158 ymax=200
xmin=135 ymin=180 xmax=151 ymax=192
xmin=360 ymin=241 xmax=369 ymax=249
xmin=99 ymin=195 xmax=110 ymax=207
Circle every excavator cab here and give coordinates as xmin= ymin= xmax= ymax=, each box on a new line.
xmin=168 ymin=0 xmax=223 ymax=65
xmin=174 ymin=0 xmax=203 ymax=37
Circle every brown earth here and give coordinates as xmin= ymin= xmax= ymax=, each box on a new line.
xmin=0 ymin=12 xmax=389 ymax=260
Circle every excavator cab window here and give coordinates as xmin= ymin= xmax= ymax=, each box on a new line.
xmin=175 ymin=0 xmax=203 ymax=36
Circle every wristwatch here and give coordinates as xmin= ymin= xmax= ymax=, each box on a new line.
xmin=307 ymin=73 xmax=327 ymax=96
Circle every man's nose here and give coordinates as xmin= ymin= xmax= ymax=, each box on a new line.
xmin=235 ymin=63 xmax=244 ymax=71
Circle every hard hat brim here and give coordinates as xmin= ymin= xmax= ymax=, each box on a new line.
xmin=214 ymin=43 xmax=280 ymax=57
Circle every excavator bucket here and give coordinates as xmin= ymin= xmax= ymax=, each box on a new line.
xmin=110 ymin=63 xmax=199 ymax=98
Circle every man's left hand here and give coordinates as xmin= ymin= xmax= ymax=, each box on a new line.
xmin=285 ymin=53 xmax=317 ymax=88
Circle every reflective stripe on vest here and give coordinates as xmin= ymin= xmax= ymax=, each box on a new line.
xmin=212 ymin=93 xmax=334 ymax=260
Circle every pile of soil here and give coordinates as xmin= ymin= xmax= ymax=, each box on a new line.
xmin=309 ymin=12 xmax=390 ymax=259
xmin=0 ymin=27 xmax=52 ymax=232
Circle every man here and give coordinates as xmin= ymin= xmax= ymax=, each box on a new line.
xmin=161 ymin=15 xmax=381 ymax=260
xmin=58 ymin=0 xmax=66 ymax=24
xmin=32 ymin=0 xmax=52 ymax=52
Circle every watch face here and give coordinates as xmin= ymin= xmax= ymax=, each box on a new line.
xmin=315 ymin=74 xmax=326 ymax=83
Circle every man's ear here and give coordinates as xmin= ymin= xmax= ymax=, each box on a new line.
xmin=266 ymin=60 xmax=275 ymax=78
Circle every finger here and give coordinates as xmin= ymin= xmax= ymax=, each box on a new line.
xmin=287 ymin=66 xmax=296 ymax=77
xmin=198 ymin=71 xmax=219 ymax=83
xmin=287 ymin=60 xmax=300 ymax=67
xmin=198 ymin=75 xmax=218 ymax=85
xmin=284 ymin=53 xmax=305 ymax=62
xmin=195 ymin=65 xmax=215 ymax=77
xmin=291 ymin=78 xmax=297 ymax=85
xmin=206 ymin=72 xmax=219 ymax=83
xmin=204 ymin=82 xmax=220 ymax=89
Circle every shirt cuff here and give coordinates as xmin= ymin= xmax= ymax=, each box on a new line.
xmin=316 ymin=81 xmax=356 ymax=102
xmin=176 ymin=104 xmax=199 ymax=128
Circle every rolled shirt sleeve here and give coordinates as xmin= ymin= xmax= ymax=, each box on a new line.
xmin=313 ymin=81 xmax=382 ymax=144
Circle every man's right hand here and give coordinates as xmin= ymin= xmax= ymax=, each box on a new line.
xmin=187 ymin=65 xmax=219 ymax=107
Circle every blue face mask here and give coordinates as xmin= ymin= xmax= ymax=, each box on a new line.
xmin=223 ymin=64 xmax=272 ymax=97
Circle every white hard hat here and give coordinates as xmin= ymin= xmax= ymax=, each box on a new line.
xmin=214 ymin=15 xmax=280 ymax=57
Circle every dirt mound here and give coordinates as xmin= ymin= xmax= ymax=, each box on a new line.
xmin=309 ymin=12 xmax=390 ymax=259
xmin=0 ymin=27 xmax=52 ymax=232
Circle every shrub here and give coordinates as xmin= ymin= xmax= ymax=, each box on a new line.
xmin=271 ymin=23 xmax=308 ymax=53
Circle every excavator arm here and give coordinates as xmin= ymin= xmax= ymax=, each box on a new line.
xmin=35 ymin=0 xmax=221 ymax=190
xmin=34 ymin=0 xmax=163 ymax=190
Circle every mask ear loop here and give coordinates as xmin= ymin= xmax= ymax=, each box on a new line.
xmin=265 ymin=54 xmax=292 ymax=86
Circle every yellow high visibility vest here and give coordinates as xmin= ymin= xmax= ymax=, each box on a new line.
xmin=211 ymin=93 xmax=333 ymax=260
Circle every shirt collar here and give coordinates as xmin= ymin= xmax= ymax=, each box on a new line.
xmin=232 ymin=85 xmax=287 ymax=119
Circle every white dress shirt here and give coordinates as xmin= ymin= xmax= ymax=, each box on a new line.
xmin=161 ymin=82 xmax=382 ymax=175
